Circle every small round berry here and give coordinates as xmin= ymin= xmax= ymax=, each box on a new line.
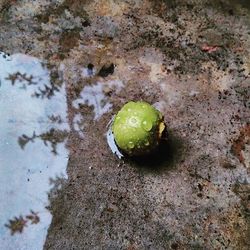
xmin=112 ymin=101 xmax=165 ymax=156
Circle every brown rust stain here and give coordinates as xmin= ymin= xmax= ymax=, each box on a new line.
xmin=231 ymin=124 xmax=250 ymax=167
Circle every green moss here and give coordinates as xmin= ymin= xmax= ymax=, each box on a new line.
xmin=112 ymin=101 xmax=165 ymax=156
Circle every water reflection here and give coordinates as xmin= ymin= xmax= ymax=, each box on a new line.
xmin=73 ymin=113 xmax=85 ymax=138
xmin=72 ymin=78 xmax=124 ymax=138
xmin=5 ymin=211 xmax=40 ymax=236
xmin=0 ymin=52 xmax=61 ymax=99
xmin=18 ymin=128 xmax=68 ymax=155
xmin=0 ymin=52 xmax=69 ymax=249
xmin=106 ymin=118 xmax=124 ymax=159
xmin=73 ymin=79 xmax=124 ymax=120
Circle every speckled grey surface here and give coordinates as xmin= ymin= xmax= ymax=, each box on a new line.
xmin=0 ymin=0 xmax=249 ymax=249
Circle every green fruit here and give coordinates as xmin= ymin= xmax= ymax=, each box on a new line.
xmin=112 ymin=101 xmax=165 ymax=156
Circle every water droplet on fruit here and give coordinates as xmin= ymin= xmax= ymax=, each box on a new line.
xmin=129 ymin=117 xmax=139 ymax=127
xmin=144 ymin=140 xmax=150 ymax=146
xmin=142 ymin=120 xmax=152 ymax=131
xmin=128 ymin=141 xmax=134 ymax=149
xmin=131 ymin=117 xmax=136 ymax=123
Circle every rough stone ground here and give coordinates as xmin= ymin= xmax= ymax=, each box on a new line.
xmin=1 ymin=0 xmax=250 ymax=249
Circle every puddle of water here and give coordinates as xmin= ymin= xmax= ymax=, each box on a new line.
xmin=106 ymin=118 xmax=124 ymax=159
xmin=73 ymin=79 xmax=124 ymax=120
xmin=73 ymin=113 xmax=85 ymax=138
xmin=0 ymin=53 xmax=69 ymax=249
xmin=81 ymin=64 xmax=96 ymax=78
xmin=72 ymin=78 xmax=124 ymax=138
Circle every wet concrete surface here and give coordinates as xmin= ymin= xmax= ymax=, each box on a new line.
xmin=0 ymin=0 xmax=249 ymax=249
xmin=0 ymin=52 xmax=69 ymax=249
